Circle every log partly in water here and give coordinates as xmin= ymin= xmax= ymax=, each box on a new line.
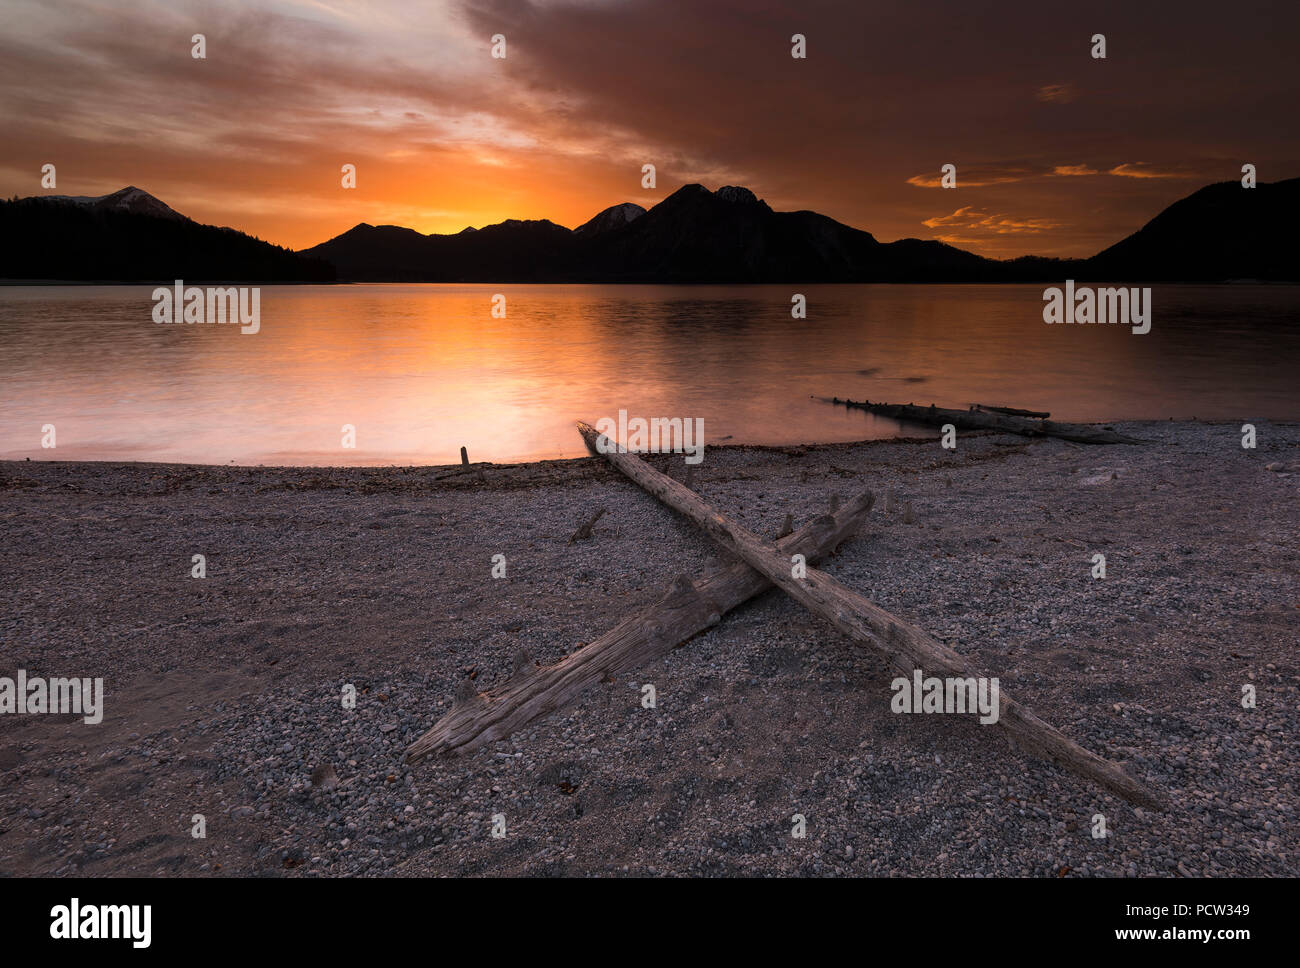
xmin=972 ymin=403 xmax=1050 ymax=419
xmin=825 ymin=397 xmax=1144 ymax=445
xmin=576 ymin=420 xmax=1164 ymax=808
xmin=404 ymin=490 xmax=875 ymax=762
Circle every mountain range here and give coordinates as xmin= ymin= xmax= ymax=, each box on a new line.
xmin=3 ymin=179 xmax=1297 ymax=283
xmin=0 ymin=187 xmax=334 ymax=282
xmin=304 ymin=184 xmax=1013 ymax=283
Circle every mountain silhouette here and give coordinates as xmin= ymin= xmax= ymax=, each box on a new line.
xmin=5 ymin=179 xmax=1297 ymax=283
xmin=308 ymin=218 xmax=575 ymax=281
xmin=1087 ymin=178 xmax=1300 ymax=281
xmin=0 ymin=188 xmax=334 ymax=282
xmin=40 ymin=186 xmax=188 ymax=221
xmin=573 ymin=202 xmax=645 ymax=239
xmin=304 ymin=183 xmax=1005 ymax=283
xmin=303 ymin=179 xmax=1297 ymax=283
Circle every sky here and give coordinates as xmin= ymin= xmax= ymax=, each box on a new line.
xmin=2 ymin=0 xmax=1297 ymax=258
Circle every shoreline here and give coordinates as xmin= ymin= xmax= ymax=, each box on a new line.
xmin=2 ymin=419 xmax=1296 ymax=876
xmin=6 ymin=418 xmax=1297 ymax=475
xmin=2 ymin=431 xmax=947 ymax=476
xmin=6 ymin=279 xmax=1300 ymax=287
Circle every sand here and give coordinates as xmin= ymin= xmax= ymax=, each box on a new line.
xmin=0 ymin=420 xmax=1296 ymax=876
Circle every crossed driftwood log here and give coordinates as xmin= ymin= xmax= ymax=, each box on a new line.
xmin=406 ymin=420 xmax=1164 ymax=809
xmin=405 ymin=491 xmax=874 ymax=761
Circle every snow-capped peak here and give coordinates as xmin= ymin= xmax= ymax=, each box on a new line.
xmin=33 ymin=186 xmax=187 ymax=221
xmin=572 ymin=202 xmax=647 ymax=238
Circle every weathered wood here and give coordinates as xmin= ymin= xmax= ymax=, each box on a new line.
xmin=776 ymin=512 xmax=794 ymax=539
xmin=568 ymin=507 xmax=607 ymax=544
xmin=825 ymin=396 xmax=1144 ymax=445
xmin=460 ymin=446 xmax=470 ymax=467
xmin=972 ymin=403 xmax=1051 ymax=419
xmin=404 ymin=490 xmax=875 ymax=762
xmin=576 ymin=421 xmax=1164 ymax=808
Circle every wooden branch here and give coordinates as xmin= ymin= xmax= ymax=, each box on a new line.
xmin=776 ymin=512 xmax=793 ymax=539
xmin=972 ymin=403 xmax=1051 ymax=419
xmin=823 ymin=397 xmax=1143 ymax=445
xmin=404 ymin=490 xmax=875 ymax=762
xmin=568 ymin=507 xmax=607 ymax=544
xmin=576 ymin=421 xmax=1164 ymax=808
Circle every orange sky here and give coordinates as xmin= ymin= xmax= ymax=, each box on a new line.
xmin=3 ymin=0 xmax=1298 ymax=257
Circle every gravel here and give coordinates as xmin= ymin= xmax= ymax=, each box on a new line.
xmin=0 ymin=419 xmax=1296 ymax=876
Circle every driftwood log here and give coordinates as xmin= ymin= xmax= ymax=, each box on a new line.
xmin=972 ymin=403 xmax=1050 ymax=419
xmin=823 ymin=397 xmax=1143 ymax=445
xmin=404 ymin=491 xmax=875 ymax=762
xmin=576 ymin=421 xmax=1164 ymax=808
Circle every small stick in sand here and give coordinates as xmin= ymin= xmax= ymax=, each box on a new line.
xmin=568 ymin=507 xmax=607 ymax=544
xmin=460 ymin=445 xmax=486 ymax=482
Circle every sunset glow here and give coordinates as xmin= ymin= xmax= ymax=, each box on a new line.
xmin=3 ymin=0 xmax=1297 ymax=257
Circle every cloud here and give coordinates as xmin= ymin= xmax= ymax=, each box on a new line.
xmin=922 ymin=206 xmax=1061 ymax=234
xmin=1108 ymin=163 xmax=1183 ymax=179
xmin=922 ymin=206 xmax=981 ymax=227
xmin=3 ymin=0 xmax=1295 ymax=257
xmin=1036 ymin=83 xmax=1078 ymax=103
xmin=911 ymin=162 xmax=1106 ymax=186
xmin=906 ymin=166 xmax=1035 ymax=188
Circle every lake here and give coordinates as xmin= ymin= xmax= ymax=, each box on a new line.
xmin=2 ymin=283 xmax=1297 ymax=466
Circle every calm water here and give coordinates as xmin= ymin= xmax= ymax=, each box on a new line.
xmin=1 ymin=284 xmax=1297 ymax=465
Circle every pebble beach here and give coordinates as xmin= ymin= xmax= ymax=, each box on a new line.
xmin=1 ymin=420 xmax=1296 ymax=877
